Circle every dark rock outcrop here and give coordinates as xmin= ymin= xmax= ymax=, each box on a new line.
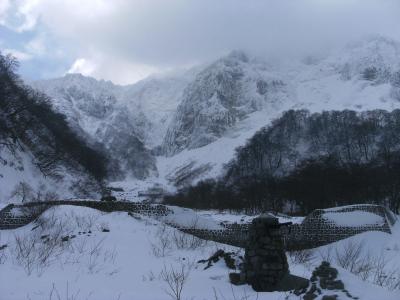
xmin=296 ymin=262 xmax=358 ymax=300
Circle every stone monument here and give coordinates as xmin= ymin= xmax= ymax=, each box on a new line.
xmin=238 ymin=214 xmax=308 ymax=292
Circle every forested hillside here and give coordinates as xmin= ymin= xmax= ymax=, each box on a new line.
xmin=0 ymin=53 xmax=109 ymax=201
xmin=165 ymin=109 xmax=400 ymax=214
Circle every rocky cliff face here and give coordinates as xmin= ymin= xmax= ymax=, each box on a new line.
xmin=161 ymin=51 xmax=291 ymax=155
xmin=32 ymin=74 xmax=157 ymax=179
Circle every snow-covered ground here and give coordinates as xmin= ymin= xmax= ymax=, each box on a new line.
xmin=324 ymin=211 xmax=385 ymax=227
xmin=0 ymin=205 xmax=399 ymax=299
xmin=196 ymin=209 xmax=304 ymax=225
xmin=0 ymin=147 xmax=83 ymax=209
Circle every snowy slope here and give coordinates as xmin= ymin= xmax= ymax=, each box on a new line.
xmin=0 ymin=147 xmax=100 ymax=209
xmin=0 ymin=205 xmax=399 ymax=299
xmin=119 ymin=69 xmax=196 ymax=147
xmin=0 ymin=147 xmax=62 ymax=208
xmin=290 ymin=36 xmax=400 ymax=113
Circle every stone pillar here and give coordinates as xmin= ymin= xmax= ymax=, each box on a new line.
xmin=242 ymin=214 xmax=290 ymax=291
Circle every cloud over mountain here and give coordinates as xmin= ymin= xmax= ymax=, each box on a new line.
xmin=1 ymin=0 xmax=400 ymax=83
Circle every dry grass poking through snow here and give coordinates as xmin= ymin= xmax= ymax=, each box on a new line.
xmin=313 ymin=239 xmax=400 ymax=291
xmin=1 ymin=205 xmax=399 ymax=300
xmin=4 ymin=207 xmax=118 ymax=277
xmin=149 ymin=220 xmax=208 ymax=258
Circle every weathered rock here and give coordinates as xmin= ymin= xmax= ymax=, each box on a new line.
xmin=198 ymin=249 xmax=237 ymax=270
xmin=275 ymin=274 xmax=309 ymax=291
xmin=322 ymin=295 xmax=338 ymax=300
xmin=229 ymin=273 xmax=244 ymax=285
xmin=303 ymin=293 xmax=318 ymax=300
xmin=298 ymin=262 xmax=357 ymax=300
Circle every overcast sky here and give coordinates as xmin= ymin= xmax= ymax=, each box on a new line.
xmin=1 ymin=0 xmax=400 ymax=84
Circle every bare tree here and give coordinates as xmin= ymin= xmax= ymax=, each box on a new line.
xmin=171 ymin=217 xmax=207 ymax=250
xmin=10 ymin=181 xmax=34 ymax=203
xmin=150 ymin=224 xmax=172 ymax=257
xmin=171 ymin=230 xmax=206 ymax=250
xmin=160 ymin=263 xmax=191 ymax=300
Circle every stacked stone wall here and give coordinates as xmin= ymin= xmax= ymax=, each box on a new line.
xmin=174 ymin=205 xmax=396 ymax=250
xmin=0 ymin=200 xmax=172 ymax=230
xmin=173 ymin=226 xmax=249 ymax=248
xmin=0 ymin=204 xmax=50 ymax=229
xmin=0 ymin=202 xmax=396 ymax=251
xmin=284 ymin=204 xmax=394 ymax=250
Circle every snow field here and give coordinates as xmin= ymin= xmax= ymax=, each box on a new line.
xmin=0 ymin=205 xmax=399 ymax=299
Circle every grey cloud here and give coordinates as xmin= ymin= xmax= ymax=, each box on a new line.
xmin=63 ymin=0 xmax=400 ymax=66
xmin=7 ymin=0 xmax=400 ymax=82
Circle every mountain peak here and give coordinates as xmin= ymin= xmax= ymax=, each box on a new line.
xmin=225 ymin=50 xmax=249 ymax=63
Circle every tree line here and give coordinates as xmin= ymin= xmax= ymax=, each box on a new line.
xmin=165 ymin=109 xmax=400 ymax=214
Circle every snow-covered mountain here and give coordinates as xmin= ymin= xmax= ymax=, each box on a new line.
xmin=161 ymin=51 xmax=293 ymax=155
xmin=32 ymin=70 xmax=197 ymax=179
xmin=331 ymin=36 xmax=400 ymax=83
xmin=120 ymin=70 xmax=196 ymax=147
xmin=160 ymin=36 xmax=400 ymax=160
xmin=157 ymin=36 xmax=400 ymax=188
xmin=32 ymin=36 xmax=400 ymax=189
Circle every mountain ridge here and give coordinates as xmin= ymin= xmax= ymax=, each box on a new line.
xmin=31 ymin=36 xmax=400 ymax=189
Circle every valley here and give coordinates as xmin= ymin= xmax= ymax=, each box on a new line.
xmin=2 ymin=26 xmax=400 ymax=299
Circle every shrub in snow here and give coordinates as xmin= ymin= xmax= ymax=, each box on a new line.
xmin=99 ymin=222 xmax=110 ymax=233
xmin=160 ymin=263 xmax=191 ymax=300
xmin=150 ymin=224 xmax=173 ymax=257
xmin=288 ymin=249 xmax=315 ymax=267
xmin=171 ymin=230 xmax=207 ymax=250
